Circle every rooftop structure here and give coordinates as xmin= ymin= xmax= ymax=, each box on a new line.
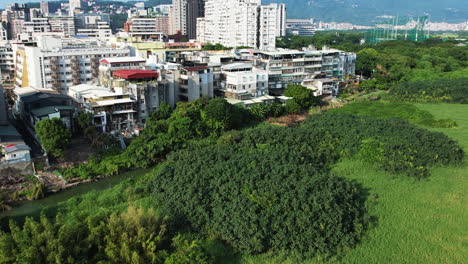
xmin=112 ymin=69 xmax=158 ymax=79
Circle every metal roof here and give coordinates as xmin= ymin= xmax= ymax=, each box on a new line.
xmin=100 ymin=57 xmax=146 ymax=64
xmin=30 ymin=106 xmax=76 ymax=117
xmin=183 ymin=66 xmax=208 ymax=72
xmin=4 ymin=144 xmax=31 ymax=153
xmin=20 ymin=92 xmax=71 ymax=104
xmin=113 ymin=69 xmax=158 ymax=79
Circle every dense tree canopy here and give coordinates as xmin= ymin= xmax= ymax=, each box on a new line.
xmin=35 ymin=118 xmax=71 ymax=158
xmin=152 ymin=141 xmax=367 ymax=257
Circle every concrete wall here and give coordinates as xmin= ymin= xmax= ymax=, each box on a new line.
xmin=0 ymin=161 xmax=33 ymax=178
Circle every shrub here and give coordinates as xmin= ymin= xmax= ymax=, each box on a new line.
xmin=329 ymin=101 xmax=458 ymax=128
xmin=35 ymin=118 xmax=71 ymax=158
xmin=302 ymin=113 xmax=464 ymax=178
xmin=152 ymin=143 xmax=367 ymax=257
xmin=389 ymin=78 xmax=468 ymax=103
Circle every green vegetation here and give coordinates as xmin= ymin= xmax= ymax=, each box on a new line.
xmin=284 ymin=84 xmax=321 ymax=112
xmin=153 ymin=136 xmax=366 ymax=257
xmin=277 ymin=32 xmax=364 ymax=50
xmin=63 ymin=98 xmax=253 ymax=179
xmin=1 ymin=101 xmax=465 ymax=263
xmin=264 ymin=0 xmax=467 ymax=25
xmin=35 ymin=118 xmax=71 ymax=158
xmin=354 ymin=41 xmax=467 ymax=85
xmin=248 ymin=103 xmax=284 ymax=120
xmin=64 ymin=87 xmax=317 ymax=180
xmin=110 ymin=13 xmax=128 ymax=31
xmin=203 ymin=43 xmax=232 ymax=51
xmin=0 ymin=206 xmax=226 ymax=263
xmin=329 ymin=101 xmax=458 ymax=128
xmin=327 ymin=103 xmax=468 ymax=264
xmin=389 ymin=78 xmax=468 ymax=103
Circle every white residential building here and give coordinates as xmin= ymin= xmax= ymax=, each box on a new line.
xmin=196 ymin=17 xmax=206 ymax=43
xmin=48 ymin=16 xmax=76 ymax=37
xmin=0 ymin=24 xmax=8 ymax=41
xmin=172 ymin=0 xmax=187 ymax=35
xmin=301 ymin=78 xmax=339 ymax=96
xmin=22 ymin=18 xmax=51 ymax=33
xmin=76 ymin=22 xmax=112 ymax=38
xmin=200 ymin=0 xmax=285 ymax=50
xmin=14 ymin=36 xmax=131 ymax=93
xmin=0 ymin=45 xmax=14 ymax=85
xmin=286 ymin=19 xmax=316 ymax=36
xmin=40 ymin=1 xmax=49 ymax=16
xmin=68 ymin=84 xmax=137 ymax=133
xmin=124 ymin=16 xmax=169 ymax=38
xmin=69 ymin=0 xmax=82 ymax=16
xmin=162 ymin=64 xmax=213 ymax=104
xmin=253 ymin=47 xmax=356 ymax=94
xmin=220 ymin=63 xmax=268 ymax=100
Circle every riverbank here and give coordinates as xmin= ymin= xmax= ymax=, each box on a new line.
xmin=0 ymin=168 xmax=150 ymax=220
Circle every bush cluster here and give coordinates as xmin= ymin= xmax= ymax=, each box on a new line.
xmin=302 ymin=113 xmax=464 ymax=178
xmin=0 ymin=207 xmax=226 ymax=264
xmin=389 ymin=78 xmax=468 ymax=103
xmin=153 ymin=140 xmax=367 ymax=257
xmin=329 ymin=101 xmax=458 ymax=128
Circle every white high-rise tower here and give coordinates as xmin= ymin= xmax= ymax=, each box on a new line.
xmin=199 ymin=0 xmax=285 ymax=50
xmin=69 ymin=0 xmax=82 ymax=15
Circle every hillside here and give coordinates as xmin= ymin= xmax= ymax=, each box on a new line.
xmin=265 ymin=0 xmax=468 ymax=24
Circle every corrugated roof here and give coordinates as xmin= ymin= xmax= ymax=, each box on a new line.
xmin=100 ymin=57 xmax=146 ymax=64
xmin=5 ymin=144 xmax=31 ymax=153
xmin=113 ymin=69 xmax=158 ymax=79
xmin=183 ymin=66 xmax=208 ymax=72
xmin=30 ymin=106 xmax=75 ymax=117
xmin=93 ymin=98 xmax=135 ymax=107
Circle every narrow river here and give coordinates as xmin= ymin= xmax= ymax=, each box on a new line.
xmin=0 ymin=169 xmax=150 ymax=219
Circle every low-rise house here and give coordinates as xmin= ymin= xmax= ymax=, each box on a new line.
xmin=1 ymin=143 xmax=31 ymax=164
xmin=161 ymin=64 xmax=214 ymax=105
xmin=112 ymin=69 xmax=168 ymax=123
xmin=12 ymin=87 xmax=77 ymax=130
xmin=99 ymin=56 xmax=148 ymax=87
xmin=68 ymin=84 xmax=137 ymax=134
xmin=219 ymin=63 xmax=268 ymax=100
xmin=301 ymin=78 xmax=339 ymax=96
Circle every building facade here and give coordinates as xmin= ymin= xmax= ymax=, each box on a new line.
xmin=199 ymin=0 xmax=285 ymax=50
xmin=14 ymin=36 xmax=131 ymax=93
xmin=0 ymin=45 xmax=15 ymax=86
xmin=68 ymin=84 xmax=137 ymax=134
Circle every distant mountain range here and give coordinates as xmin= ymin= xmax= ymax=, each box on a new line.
xmin=265 ymin=0 xmax=468 ymax=24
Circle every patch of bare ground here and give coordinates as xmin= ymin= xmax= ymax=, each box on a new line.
xmin=54 ymin=138 xmax=97 ymax=169
xmin=267 ymin=113 xmax=309 ymax=127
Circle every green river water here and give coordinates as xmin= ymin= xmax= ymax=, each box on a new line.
xmin=0 ymin=169 xmax=150 ymax=219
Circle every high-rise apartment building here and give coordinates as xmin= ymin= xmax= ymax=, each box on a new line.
xmin=69 ymin=0 xmax=81 ymax=15
xmin=172 ymin=0 xmax=187 ymax=35
xmin=172 ymin=0 xmax=205 ymax=39
xmin=199 ymin=0 xmax=285 ymax=50
xmin=40 ymin=1 xmax=49 ymax=16
xmin=124 ymin=17 xmax=168 ymax=40
xmin=14 ymin=36 xmax=130 ymax=93
xmin=48 ymin=16 xmax=75 ymax=36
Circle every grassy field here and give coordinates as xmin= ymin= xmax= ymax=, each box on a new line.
xmin=235 ymin=103 xmax=467 ymax=264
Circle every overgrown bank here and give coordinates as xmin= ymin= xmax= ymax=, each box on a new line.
xmin=0 ymin=101 xmax=464 ymax=262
